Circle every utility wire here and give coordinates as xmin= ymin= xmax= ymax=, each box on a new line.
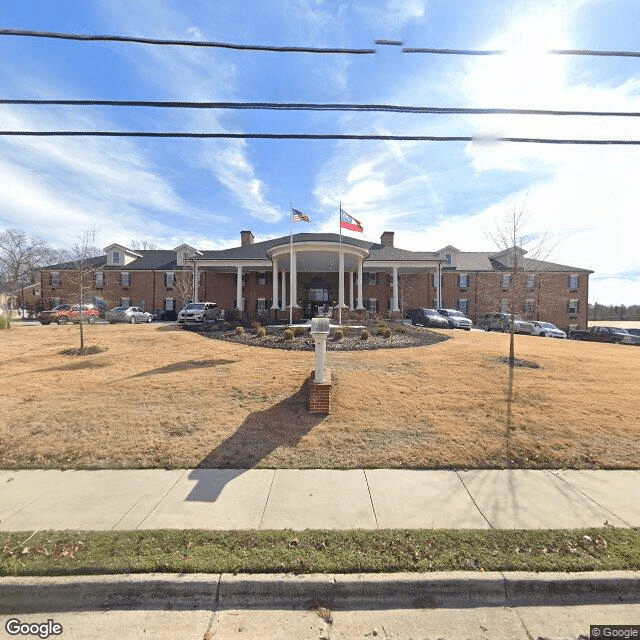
xmin=2 ymin=99 xmax=639 ymax=118
xmin=0 ymin=131 xmax=639 ymax=145
xmin=2 ymin=29 xmax=640 ymax=58
xmin=0 ymin=28 xmax=375 ymax=54
xmin=403 ymin=46 xmax=640 ymax=58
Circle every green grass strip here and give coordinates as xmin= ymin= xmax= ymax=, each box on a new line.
xmin=2 ymin=529 xmax=640 ymax=577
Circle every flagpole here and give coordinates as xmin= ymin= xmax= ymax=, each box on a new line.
xmin=289 ymin=204 xmax=293 ymax=326
xmin=338 ymin=202 xmax=343 ymax=326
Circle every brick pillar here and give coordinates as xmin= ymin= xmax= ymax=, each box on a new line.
xmin=308 ymin=369 xmax=331 ymax=415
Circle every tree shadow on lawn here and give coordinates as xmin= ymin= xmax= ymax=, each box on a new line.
xmin=127 ymin=358 xmax=239 ymax=378
xmin=186 ymin=378 xmax=325 ymax=503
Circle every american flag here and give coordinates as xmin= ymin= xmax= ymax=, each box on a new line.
xmin=292 ymin=208 xmax=311 ymax=223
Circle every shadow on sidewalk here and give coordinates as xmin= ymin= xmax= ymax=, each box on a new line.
xmin=186 ymin=378 xmax=326 ymax=502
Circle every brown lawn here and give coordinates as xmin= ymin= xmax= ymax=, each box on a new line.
xmin=1 ymin=322 xmax=638 ymax=470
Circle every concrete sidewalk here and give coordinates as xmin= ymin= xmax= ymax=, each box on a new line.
xmin=1 ymin=468 xmax=638 ymax=531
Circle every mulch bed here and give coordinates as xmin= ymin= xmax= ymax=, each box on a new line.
xmin=185 ymin=322 xmax=450 ymax=351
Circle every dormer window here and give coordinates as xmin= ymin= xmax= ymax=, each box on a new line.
xmin=112 ymin=251 xmax=120 ymax=265
xmin=444 ymin=253 xmax=452 ymax=265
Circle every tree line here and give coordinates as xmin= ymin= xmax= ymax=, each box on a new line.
xmin=589 ymin=303 xmax=640 ymax=321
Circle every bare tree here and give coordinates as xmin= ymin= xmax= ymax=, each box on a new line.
xmin=63 ymin=227 xmax=102 ymax=352
xmin=0 ymin=228 xmax=58 ymax=286
xmin=130 ymin=239 xmax=159 ymax=250
xmin=486 ymin=204 xmax=555 ymax=463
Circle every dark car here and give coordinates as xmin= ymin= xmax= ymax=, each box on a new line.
xmin=153 ymin=309 xmax=177 ymax=321
xmin=405 ymin=308 xmax=450 ymax=328
xmin=626 ymin=328 xmax=640 ymax=337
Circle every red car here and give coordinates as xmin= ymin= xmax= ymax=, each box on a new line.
xmin=37 ymin=304 xmax=100 ymax=325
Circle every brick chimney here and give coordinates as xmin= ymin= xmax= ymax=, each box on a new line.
xmin=380 ymin=231 xmax=394 ymax=247
xmin=240 ymin=230 xmax=254 ymax=246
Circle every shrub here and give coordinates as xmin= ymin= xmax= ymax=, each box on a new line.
xmin=284 ymin=329 xmax=294 ymax=340
xmin=0 ymin=315 xmax=11 ymax=329
xmin=382 ymin=327 xmax=391 ymax=338
xmin=333 ymin=329 xmax=343 ymax=340
xmin=235 ymin=326 xmax=245 ymax=335
xmin=293 ymin=326 xmax=309 ymax=337
xmin=395 ymin=325 xmax=408 ymax=334
xmin=340 ymin=325 xmax=352 ymax=336
xmin=256 ymin=327 xmax=266 ymax=337
xmin=360 ymin=329 xmax=369 ymax=340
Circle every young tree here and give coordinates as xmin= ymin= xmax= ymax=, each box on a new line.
xmin=63 ymin=227 xmax=102 ymax=352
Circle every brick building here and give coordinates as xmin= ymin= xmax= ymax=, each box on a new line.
xmin=38 ymin=230 xmax=592 ymax=331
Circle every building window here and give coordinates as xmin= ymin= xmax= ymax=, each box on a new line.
xmin=182 ymin=251 xmax=190 ymax=264
xmin=53 ymin=297 xmax=61 ymax=306
xmin=457 ymin=299 xmax=469 ymax=314
xmin=51 ymin=272 xmax=61 ymax=289
xmin=501 ymin=274 xmax=511 ymax=290
xmin=568 ymin=274 xmax=579 ymax=290
xmin=121 ymin=272 xmax=130 ymax=288
xmin=523 ymin=299 xmax=536 ymax=316
xmin=95 ymin=272 xmax=104 ymax=288
xmin=241 ymin=274 xmax=247 ymax=287
xmin=257 ymin=298 xmax=266 ymax=313
xmin=367 ymin=272 xmax=378 ymax=286
xmin=444 ymin=253 xmax=452 ymax=265
xmin=526 ymin=275 xmax=536 ymax=290
xmin=501 ymin=298 xmax=509 ymax=313
xmin=112 ymin=251 xmax=120 ymax=265
xmin=165 ymin=272 xmax=175 ymax=288
xmin=459 ymin=273 xmax=469 ymax=290
xmin=121 ymin=297 xmax=130 ymax=307
xmin=165 ymin=298 xmax=174 ymax=311
xmin=568 ymin=299 xmax=579 ymax=317
xmin=367 ymin=298 xmax=379 ymax=313
xmin=258 ymin=272 xmax=266 ymax=286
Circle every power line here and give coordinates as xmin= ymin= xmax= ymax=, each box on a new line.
xmin=1 ymin=99 xmax=639 ymax=118
xmin=0 ymin=28 xmax=375 ymax=54
xmin=403 ymin=46 xmax=640 ymax=58
xmin=1 ymin=130 xmax=639 ymax=144
xmin=3 ymin=29 xmax=640 ymax=58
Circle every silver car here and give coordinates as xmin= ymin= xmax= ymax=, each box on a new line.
xmin=106 ymin=306 xmax=153 ymax=324
xmin=531 ymin=321 xmax=567 ymax=338
xmin=437 ymin=308 xmax=473 ymax=330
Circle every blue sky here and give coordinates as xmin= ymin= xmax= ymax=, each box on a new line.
xmin=1 ymin=0 xmax=639 ymax=304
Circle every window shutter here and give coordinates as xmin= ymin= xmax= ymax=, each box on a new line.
xmin=566 ymin=301 xmax=570 ymax=314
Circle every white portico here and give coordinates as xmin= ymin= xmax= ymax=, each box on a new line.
xmin=266 ymin=239 xmax=370 ymax=312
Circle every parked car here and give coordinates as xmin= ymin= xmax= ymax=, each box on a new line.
xmin=437 ymin=308 xmax=473 ymax=330
xmin=405 ymin=308 xmax=450 ymax=328
xmin=105 ymin=306 xmax=153 ymax=324
xmin=481 ymin=312 xmax=535 ymax=335
xmin=37 ymin=304 xmax=99 ymax=325
xmin=626 ymin=328 xmax=640 ymax=337
xmin=177 ymin=302 xmax=220 ymax=325
xmin=152 ymin=309 xmax=177 ymax=321
xmin=531 ymin=321 xmax=567 ymax=339
xmin=570 ymin=326 xmax=640 ymax=345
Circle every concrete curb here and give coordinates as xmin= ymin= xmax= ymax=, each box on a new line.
xmin=1 ymin=571 xmax=639 ymax=614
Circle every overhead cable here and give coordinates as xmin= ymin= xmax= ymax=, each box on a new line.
xmin=0 ymin=28 xmax=375 ymax=54
xmin=3 ymin=29 xmax=640 ymax=58
xmin=403 ymin=46 xmax=640 ymax=58
xmin=2 ymin=99 xmax=639 ymax=118
xmin=1 ymin=130 xmax=639 ymax=145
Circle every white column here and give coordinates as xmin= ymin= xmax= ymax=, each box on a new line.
xmin=356 ymin=258 xmax=364 ymax=309
xmin=236 ymin=266 xmax=243 ymax=311
xmin=349 ymin=271 xmax=354 ymax=310
xmin=281 ymin=268 xmax=287 ymax=309
xmin=392 ymin=265 xmax=400 ymax=311
xmin=193 ymin=266 xmax=200 ymax=302
xmin=271 ymin=257 xmax=279 ymax=309
xmin=338 ymin=249 xmax=345 ymax=308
